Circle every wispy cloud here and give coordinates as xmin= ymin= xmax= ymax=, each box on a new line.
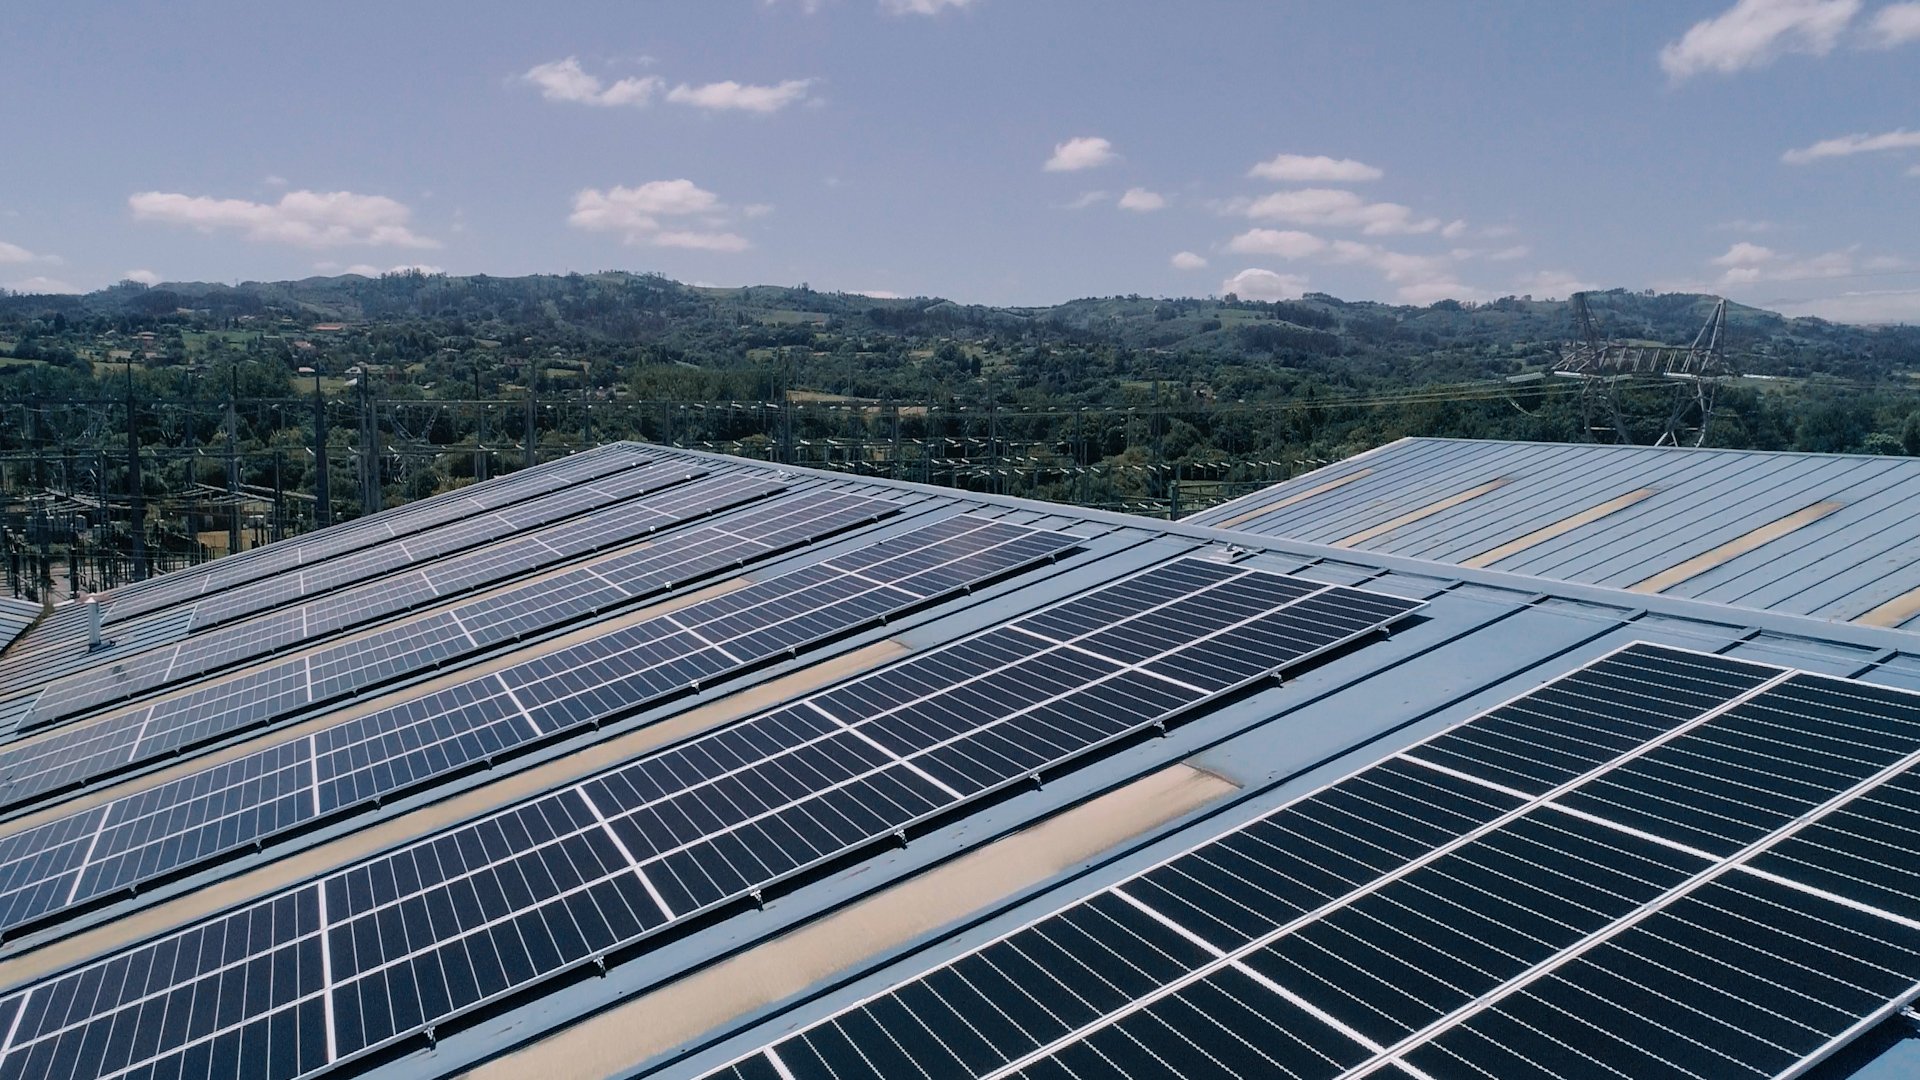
xmin=879 ymin=0 xmax=977 ymax=14
xmin=0 ymin=241 xmax=39 ymax=264
xmin=1242 ymin=188 xmax=1439 ymax=236
xmin=1703 ymin=240 xmax=1900 ymax=285
xmin=129 ymin=189 xmax=439 ymax=249
xmin=124 ymin=269 xmax=160 ymax=285
xmin=1044 ymin=136 xmax=1116 ymax=172
xmin=1658 ymin=0 xmax=1860 ymax=78
xmin=521 ymin=57 xmax=663 ymax=107
xmin=1869 ymin=2 xmax=1920 ymax=45
xmin=666 ymin=78 xmax=816 ymax=113
xmin=1782 ymin=128 xmax=1920 ymax=163
xmin=569 ymin=179 xmax=756 ymax=252
xmin=1772 ymin=286 xmax=1920 ymax=323
xmin=1117 ymin=188 xmax=1167 ymax=212
xmin=341 ymin=263 xmax=445 ymax=277
xmin=1170 ymin=251 xmax=1208 ymax=271
xmin=524 ymin=59 xmax=815 ymax=113
xmin=1063 ymin=191 xmax=1109 ymax=210
xmin=5 ymin=276 xmax=78 ymax=294
xmin=1247 ymin=154 xmax=1382 ymax=183
xmin=1514 ymin=269 xmax=1599 ymax=299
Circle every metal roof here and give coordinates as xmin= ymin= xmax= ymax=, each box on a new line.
xmin=0 ymin=441 xmax=1913 ymax=1080
xmin=1185 ymin=437 xmax=1920 ymax=630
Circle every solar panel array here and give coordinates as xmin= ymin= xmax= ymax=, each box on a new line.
xmin=0 ymin=558 xmax=1420 ymax=1080
xmin=0 ymin=459 xmax=705 ymax=708
xmin=0 ymin=514 xmax=1074 ymax=936
xmin=0 ymin=489 xmax=897 ymax=813
xmin=97 ymin=445 xmax=648 ymax=626
xmin=17 ymin=472 xmax=786 ymax=729
xmin=179 ymin=460 xmax=704 ymax=633
xmin=699 ymin=642 xmax=1920 ymax=1080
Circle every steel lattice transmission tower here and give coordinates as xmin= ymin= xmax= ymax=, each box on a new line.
xmin=1554 ymin=293 xmax=1735 ymax=447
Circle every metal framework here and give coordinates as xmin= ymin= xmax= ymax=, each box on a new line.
xmin=1554 ymin=294 xmax=1734 ymax=447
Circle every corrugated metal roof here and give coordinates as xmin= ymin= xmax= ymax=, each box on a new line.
xmin=0 ymin=443 xmax=1915 ymax=1080
xmin=0 ymin=599 xmax=37 ymax=654
xmin=1185 ymin=437 xmax=1920 ymax=629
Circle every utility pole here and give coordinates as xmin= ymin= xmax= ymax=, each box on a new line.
xmin=301 ymin=365 xmax=330 ymax=528
xmin=987 ymin=375 xmax=1000 ymax=496
xmin=473 ymin=363 xmax=488 ymax=482
xmin=524 ymin=361 xmax=538 ymax=469
xmin=125 ymin=360 xmax=148 ymax=581
xmin=225 ymin=364 xmax=240 ymax=555
xmin=355 ymin=367 xmax=380 ymax=516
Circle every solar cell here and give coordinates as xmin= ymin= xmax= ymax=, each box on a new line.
xmin=0 ymin=516 xmax=1079 ymax=935
xmin=0 ymin=557 xmax=1419 ymax=1079
xmin=0 ymin=490 xmax=892 ymax=813
xmin=16 ymin=472 xmax=785 ymax=729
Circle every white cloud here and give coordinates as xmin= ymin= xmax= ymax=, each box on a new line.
xmin=1773 ymin=287 xmax=1920 ymax=323
xmin=1441 ymin=220 xmax=1469 ymax=240
xmin=1117 ymin=188 xmax=1167 ymax=212
xmin=1869 ymin=2 xmax=1920 ymax=44
xmin=1782 ymin=128 xmax=1920 ymax=163
xmin=1170 ymin=251 xmax=1208 ymax=271
xmin=1064 ymin=191 xmax=1109 ymax=210
xmin=1515 ymin=270 xmax=1600 ymax=298
xmin=880 ymin=0 xmax=977 ymax=13
xmin=1244 ymin=188 xmax=1439 ymax=235
xmin=570 ymin=179 xmax=756 ymax=251
xmin=129 ymin=189 xmax=439 ymax=249
xmin=1225 ymin=228 xmax=1327 ymax=258
xmin=521 ymin=57 xmax=663 ymax=107
xmin=666 ymin=79 xmax=815 ymax=113
xmin=1247 ymin=154 xmax=1382 ymax=183
xmin=652 ymin=230 xmax=752 ymax=251
xmin=1395 ymin=280 xmax=1484 ymax=306
xmin=765 ymin=0 xmax=829 ymax=12
xmin=1658 ymin=0 xmax=1860 ymax=78
xmin=341 ymin=263 xmax=445 ymax=276
xmin=0 ymin=241 xmax=36 ymax=264
xmin=1700 ymin=240 xmax=1896 ymax=286
xmin=1713 ymin=241 xmax=1778 ymax=268
xmin=848 ymin=287 xmax=903 ymax=298
xmin=5 ymin=276 xmax=78 ymax=294
xmin=124 ymin=269 xmax=161 ymax=285
xmin=1322 ymin=239 xmax=1489 ymax=304
xmin=1220 ymin=268 xmax=1309 ymax=301
xmin=1045 ymin=136 xmax=1117 ymax=172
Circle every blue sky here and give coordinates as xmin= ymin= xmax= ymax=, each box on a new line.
xmin=2 ymin=0 xmax=1917 ymax=320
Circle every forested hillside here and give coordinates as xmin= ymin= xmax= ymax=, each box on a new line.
xmin=3 ymin=271 xmax=1920 ymax=538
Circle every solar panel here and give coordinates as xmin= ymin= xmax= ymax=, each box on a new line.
xmin=182 ymin=459 xmax=701 ymax=633
xmin=16 ymin=473 xmax=786 ymax=730
xmin=0 ymin=489 xmax=890 ymax=810
xmin=692 ymin=643 xmax=1920 ymax=1080
xmin=97 ymin=444 xmax=649 ymax=625
xmin=0 ymin=516 xmax=1078 ymax=936
xmin=0 ymin=557 xmax=1419 ymax=1079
